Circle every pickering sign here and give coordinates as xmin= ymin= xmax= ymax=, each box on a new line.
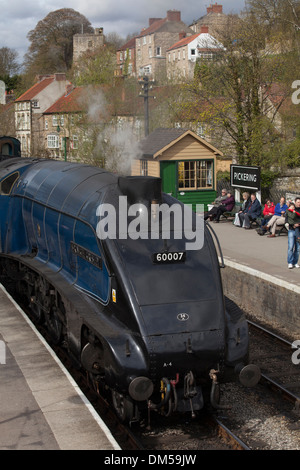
xmin=230 ymin=165 xmax=261 ymax=191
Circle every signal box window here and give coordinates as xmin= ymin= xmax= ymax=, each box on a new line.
xmin=178 ymin=160 xmax=213 ymax=189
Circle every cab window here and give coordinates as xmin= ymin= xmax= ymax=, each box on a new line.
xmin=0 ymin=172 xmax=19 ymax=195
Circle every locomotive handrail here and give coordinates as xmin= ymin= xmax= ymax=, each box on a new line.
xmin=205 ymin=221 xmax=225 ymax=268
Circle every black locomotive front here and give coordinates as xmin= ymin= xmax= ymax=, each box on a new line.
xmin=89 ymin=176 xmax=259 ymax=421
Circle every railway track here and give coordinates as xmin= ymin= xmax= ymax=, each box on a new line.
xmin=248 ymin=320 xmax=300 ymax=410
xmin=5 ymin=286 xmax=251 ymax=451
xmin=4 ymin=283 xmax=299 ymax=450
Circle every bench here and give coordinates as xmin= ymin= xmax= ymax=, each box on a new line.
xmin=221 ymin=202 xmax=243 ymax=220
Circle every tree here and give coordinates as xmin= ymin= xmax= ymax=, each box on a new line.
xmin=24 ymin=8 xmax=93 ymax=74
xmin=0 ymin=47 xmax=20 ymax=76
xmin=71 ymin=45 xmax=116 ymax=86
xmin=180 ymin=11 xmax=299 ymax=169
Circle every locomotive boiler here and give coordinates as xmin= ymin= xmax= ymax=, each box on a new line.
xmin=0 ymin=157 xmax=260 ymax=422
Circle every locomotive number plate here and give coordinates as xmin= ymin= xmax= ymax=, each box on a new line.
xmin=152 ymin=251 xmax=186 ymax=264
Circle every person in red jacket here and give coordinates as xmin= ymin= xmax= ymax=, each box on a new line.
xmin=258 ymin=199 xmax=275 ymax=232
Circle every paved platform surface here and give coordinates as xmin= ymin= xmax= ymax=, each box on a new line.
xmin=210 ymin=219 xmax=300 ymax=289
xmin=0 ymin=285 xmax=120 ymax=450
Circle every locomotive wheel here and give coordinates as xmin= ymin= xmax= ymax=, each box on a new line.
xmin=30 ymin=293 xmax=44 ymax=324
xmin=111 ymin=390 xmax=134 ymax=422
xmin=46 ymin=307 xmax=63 ymax=345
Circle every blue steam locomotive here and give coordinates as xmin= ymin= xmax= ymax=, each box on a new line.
xmin=0 ymin=157 xmax=260 ymax=422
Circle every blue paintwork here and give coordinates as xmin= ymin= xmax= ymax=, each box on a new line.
xmin=0 ymin=159 xmax=115 ymax=304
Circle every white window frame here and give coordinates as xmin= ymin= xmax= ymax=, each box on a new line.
xmin=47 ymin=134 xmax=59 ymax=149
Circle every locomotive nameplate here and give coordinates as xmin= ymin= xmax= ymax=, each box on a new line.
xmin=71 ymin=242 xmax=102 ymax=269
xmin=152 ymin=251 xmax=186 ymax=264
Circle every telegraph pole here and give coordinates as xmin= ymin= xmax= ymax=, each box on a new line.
xmin=139 ymin=76 xmax=154 ymax=137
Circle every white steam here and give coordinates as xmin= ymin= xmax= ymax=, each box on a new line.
xmin=81 ymin=87 xmax=143 ymax=175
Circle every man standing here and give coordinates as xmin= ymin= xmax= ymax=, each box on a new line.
xmin=287 ymin=197 xmax=300 ymax=269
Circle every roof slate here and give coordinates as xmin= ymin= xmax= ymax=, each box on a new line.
xmin=15 ymin=77 xmax=55 ymax=102
xmin=140 ymin=127 xmax=189 ymax=157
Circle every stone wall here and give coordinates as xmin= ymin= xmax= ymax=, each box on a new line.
xmin=221 ymin=262 xmax=300 ymax=340
xmin=271 ymin=169 xmax=300 ymax=198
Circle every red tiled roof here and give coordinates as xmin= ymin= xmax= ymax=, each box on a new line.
xmin=15 ymin=77 xmax=55 ymax=102
xmin=118 ymin=37 xmax=136 ymax=51
xmin=167 ymin=33 xmax=201 ymax=51
xmin=44 ymin=87 xmax=85 ymax=114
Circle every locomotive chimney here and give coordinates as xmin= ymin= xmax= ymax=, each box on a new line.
xmin=118 ymin=176 xmax=162 ymax=206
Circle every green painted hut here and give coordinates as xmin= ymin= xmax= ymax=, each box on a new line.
xmin=132 ymin=128 xmax=224 ymax=211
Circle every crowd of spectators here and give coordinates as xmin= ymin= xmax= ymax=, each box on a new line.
xmin=205 ymin=189 xmax=300 ymax=269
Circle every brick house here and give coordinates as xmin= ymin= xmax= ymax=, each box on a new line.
xmin=14 ymin=74 xmax=71 ymax=157
xmin=166 ymin=26 xmax=224 ymax=81
xmin=116 ymin=37 xmax=136 ymax=77
xmin=135 ymin=10 xmax=194 ymax=81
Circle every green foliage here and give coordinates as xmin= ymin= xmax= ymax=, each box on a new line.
xmin=71 ymin=46 xmax=116 ymax=86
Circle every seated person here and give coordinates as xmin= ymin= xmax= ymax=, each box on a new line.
xmin=213 ymin=192 xmax=235 ymax=222
xmin=238 ymin=193 xmax=262 ymax=229
xmin=260 ymin=199 xmax=275 ymax=229
xmin=266 ymin=197 xmax=288 ymax=238
xmin=234 ymin=192 xmax=250 ymax=226
xmin=204 ymin=189 xmax=228 ymax=221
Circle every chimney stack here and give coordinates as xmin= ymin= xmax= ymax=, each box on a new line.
xmin=149 ymin=18 xmax=162 ymax=26
xmin=200 ymin=26 xmax=209 ymax=34
xmin=207 ymin=3 xmax=223 ymax=14
xmin=167 ymin=10 xmax=181 ymax=22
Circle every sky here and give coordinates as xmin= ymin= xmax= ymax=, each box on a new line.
xmin=0 ymin=0 xmax=246 ymax=65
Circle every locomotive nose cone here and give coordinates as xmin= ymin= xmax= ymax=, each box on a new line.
xmin=239 ymin=364 xmax=261 ymax=387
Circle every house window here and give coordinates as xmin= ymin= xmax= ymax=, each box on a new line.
xmin=149 ymin=47 xmax=152 ymax=58
xmin=47 ymin=134 xmax=59 ymax=149
xmin=156 ymin=47 xmax=161 ymax=56
xmin=32 ymin=100 xmax=39 ymax=108
xmin=143 ymin=37 xmax=146 ymax=45
xmin=72 ymin=135 xmax=78 ymax=149
xmin=52 ymin=115 xmax=58 ymax=127
xmin=140 ymin=161 xmax=148 ymax=176
xmin=178 ymin=160 xmax=213 ymax=190
xmin=45 ymin=119 xmax=48 ymax=130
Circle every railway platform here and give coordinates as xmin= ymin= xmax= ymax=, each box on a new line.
xmin=210 ymin=220 xmax=300 ymax=337
xmin=0 ymin=284 xmax=120 ymax=451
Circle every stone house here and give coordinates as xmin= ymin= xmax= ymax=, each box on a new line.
xmin=14 ymin=74 xmax=71 ymax=157
xmin=135 ymin=10 xmax=194 ymax=81
xmin=166 ymin=26 xmax=224 ymax=81
xmin=189 ymin=3 xmax=229 ymax=40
